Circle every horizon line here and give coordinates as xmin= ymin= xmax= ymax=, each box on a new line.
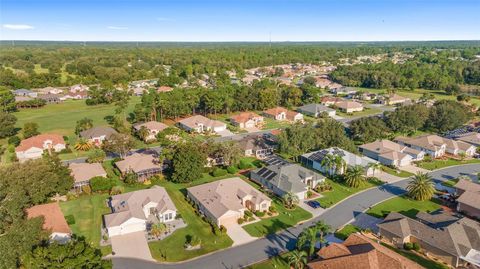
xmin=1 ymin=39 xmax=480 ymax=43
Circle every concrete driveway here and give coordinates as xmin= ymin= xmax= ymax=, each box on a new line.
xmin=226 ymin=223 xmax=256 ymax=246
xmin=376 ymin=171 xmax=404 ymax=183
xmin=299 ymin=200 xmax=325 ymax=217
xmin=111 ymin=231 xmax=154 ymax=261
xmin=401 ymin=165 xmax=429 ymax=174
xmin=216 ymin=129 xmax=234 ymax=137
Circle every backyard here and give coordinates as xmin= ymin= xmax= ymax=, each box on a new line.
xmin=316 ymin=178 xmax=384 ymax=208
xmin=366 ymin=195 xmax=442 ymax=219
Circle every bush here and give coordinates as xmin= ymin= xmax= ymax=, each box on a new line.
xmin=254 ymin=211 xmax=265 ymax=217
xmin=238 ymin=159 xmax=252 ymax=170
xmin=123 ymin=171 xmax=139 ymax=184
xmin=244 ymin=211 xmax=253 ymax=217
xmin=59 ymin=148 xmax=72 ymax=154
xmin=81 ymin=185 xmax=92 ymax=194
xmin=185 ymin=234 xmax=201 ymax=247
xmin=87 ymin=149 xmax=106 ymax=163
xmin=237 ymin=218 xmax=244 ymax=224
xmin=269 ymin=205 xmax=276 ymax=213
xmin=110 ymin=185 xmax=124 ymax=195
xmin=412 ymin=242 xmax=421 ymax=251
xmin=65 ymin=215 xmax=75 ymax=225
xmin=219 ymin=225 xmax=227 ymax=234
xmin=212 ymin=168 xmax=227 ymax=177
xmin=7 ymin=136 xmax=21 ymax=146
xmin=226 ymin=165 xmax=238 ymax=174
xmin=315 ymin=182 xmax=333 ymax=192
xmin=404 ymin=242 xmax=414 ymax=250
xmin=90 ymin=176 xmax=116 ymax=192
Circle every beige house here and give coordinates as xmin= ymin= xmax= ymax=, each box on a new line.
xmin=15 ymin=134 xmax=66 ymax=162
xmin=379 ymin=94 xmax=410 ymax=105
xmin=230 ymin=112 xmax=264 ymax=129
xmin=133 ymin=121 xmax=169 ymax=141
xmin=335 ymin=101 xmax=364 ymax=113
xmin=187 ymin=177 xmax=272 ymax=227
xmin=455 ymin=132 xmax=480 ymax=147
xmin=115 ymin=153 xmax=162 ymax=181
xmin=178 ymin=115 xmax=227 ymax=134
xmin=378 ymin=211 xmax=480 ymax=268
xmin=454 ymin=179 xmax=480 ymax=218
xmin=263 ymin=107 xmax=303 ymax=122
xmin=69 ymin=162 xmax=107 ymax=190
xmin=395 ymin=134 xmax=476 ymax=158
xmin=359 ymin=139 xmax=425 ymax=167
xmin=80 ymin=126 xmax=118 ymax=146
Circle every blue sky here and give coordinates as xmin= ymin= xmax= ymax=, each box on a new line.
xmin=1 ymin=0 xmax=479 ymax=41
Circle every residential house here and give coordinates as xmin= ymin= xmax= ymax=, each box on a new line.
xmin=13 ymin=89 xmax=37 ymax=98
xmin=359 ymin=139 xmax=425 ymax=167
xmin=395 ymin=134 xmax=476 ymax=158
xmin=157 ymin=86 xmax=173 ymax=93
xmin=237 ymin=135 xmax=276 ymax=159
xmin=186 ymin=177 xmax=272 ymax=227
xmin=133 ymin=121 xmax=169 ymax=141
xmin=330 ymin=86 xmax=357 ymax=95
xmin=301 ymin=147 xmax=378 ymax=176
xmin=15 ymin=134 xmax=66 ymax=162
xmin=263 ymin=107 xmax=304 ymax=122
xmin=251 ymin=162 xmax=325 ymax=200
xmin=115 ymin=153 xmax=162 ymax=182
xmin=38 ymin=93 xmax=62 ymax=104
xmin=379 ymin=94 xmax=410 ymax=105
xmin=69 ymin=162 xmax=107 ymax=190
xmin=307 ymin=233 xmax=423 ymax=269
xmin=61 ymin=91 xmax=88 ymax=100
xmin=132 ymin=87 xmax=146 ymax=96
xmin=80 ymin=126 xmax=118 ymax=146
xmin=230 ymin=112 xmax=264 ymax=129
xmin=454 ymin=179 xmax=480 ymax=218
xmin=320 ymin=96 xmax=344 ymax=107
xmin=37 ymin=86 xmax=63 ymax=95
xmin=297 ymin=103 xmax=336 ymax=118
xmin=335 ymin=101 xmax=364 ymax=113
xmin=378 ymin=211 xmax=480 ymax=268
xmin=455 ymin=132 xmax=480 ymax=147
xmin=26 ymin=203 xmax=72 ymax=243
xmin=178 ymin=115 xmax=227 ymax=134
xmin=104 ymin=186 xmax=177 ymax=237
xmin=70 ymin=84 xmax=89 ymax=93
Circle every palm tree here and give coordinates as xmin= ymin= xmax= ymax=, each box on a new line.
xmin=344 ymin=165 xmax=366 ymax=188
xmin=367 ymin=162 xmax=382 ymax=176
xmin=74 ymin=138 xmax=93 ymax=151
xmin=333 ymin=155 xmax=346 ymax=174
xmin=315 ymin=221 xmax=331 ymax=246
xmin=407 ymin=172 xmax=435 ymax=201
xmin=137 ymin=126 xmax=150 ymax=141
xmin=321 ymin=154 xmax=336 ymax=175
xmin=150 ymin=223 xmax=166 ymax=238
xmin=287 ymin=250 xmax=308 ymax=269
xmin=282 ymin=192 xmax=299 ymax=209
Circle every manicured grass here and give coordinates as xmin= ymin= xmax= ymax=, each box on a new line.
xmin=239 ymin=156 xmax=264 ymax=169
xmin=416 ymin=158 xmax=480 ymax=170
xmin=13 ymin=98 xmax=141 ymax=137
xmin=263 ymin=117 xmax=292 ymax=130
xmin=247 ymin=253 xmax=289 ymax=269
xmin=336 ymin=107 xmax=382 ymax=118
xmin=148 ymin=175 xmax=234 ymax=262
xmin=316 ymin=178 xmax=384 ymax=208
xmin=334 ymin=224 xmax=361 ymax=240
xmin=242 ymin=197 xmax=312 ymax=237
xmin=441 ymin=178 xmax=459 ymax=188
xmin=59 ymin=194 xmax=110 ymax=247
xmin=381 ymin=243 xmax=450 ymax=269
xmin=366 ymin=196 xmax=442 ymax=219
xmin=381 ymin=165 xmax=414 ymax=178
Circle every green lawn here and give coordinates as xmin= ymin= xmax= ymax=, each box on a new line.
xmin=366 ymin=196 xmax=442 ymax=219
xmin=336 ymin=107 xmax=382 ymax=118
xmin=13 ymin=98 xmax=141 ymax=138
xmin=263 ymin=117 xmax=292 ymax=130
xmin=316 ymin=178 xmax=384 ymax=208
xmin=247 ymin=253 xmax=289 ymax=269
xmin=59 ymin=194 xmax=110 ymax=247
xmin=242 ymin=197 xmax=312 ymax=237
xmin=148 ymin=175 xmax=235 ymax=262
xmin=381 ymin=166 xmax=414 ymax=178
xmin=416 ymin=158 xmax=480 ymax=170
xmin=334 ymin=224 xmax=362 ymax=240
xmin=441 ymin=178 xmax=459 ymax=188
xmin=381 ymin=243 xmax=450 ymax=269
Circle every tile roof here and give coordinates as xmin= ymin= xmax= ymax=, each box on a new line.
xmin=69 ymin=162 xmax=107 ymax=183
xmin=179 ymin=115 xmax=226 ymax=129
xmin=263 ymin=106 xmax=288 ymax=116
xmin=230 ymin=112 xmax=262 ymax=124
xmin=26 ymin=203 xmax=71 ymax=234
xmin=80 ymin=126 xmax=118 ymax=139
xmin=187 ymin=177 xmax=271 ymax=219
xmin=395 ymin=134 xmax=474 ymax=153
xmin=308 ymin=233 xmax=423 ymax=269
xmin=133 ymin=121 xmax=169 ymax=132
xmin=335 ymin=101 xmax=363 ymax=109
xmin=16 ymin=134 xmax=65 ymax=152
xmin=115 ymin=153 xmax=161 ymax=174
xmin=297 ymin=103 xmax=335 ymax=115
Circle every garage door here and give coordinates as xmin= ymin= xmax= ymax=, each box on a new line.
xmin=219 ymin=216 xmax=239 ymax=227
xmin=118 ymin=223 xmax=145 ymax=236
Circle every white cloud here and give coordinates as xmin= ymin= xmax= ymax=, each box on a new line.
xmin=3 ymin=24 xmax=34 ymax=30
xmin=107 ymin=26 xmax=128 ymax=30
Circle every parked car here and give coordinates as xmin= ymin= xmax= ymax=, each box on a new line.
xmin=306 ymin=200 xmax=321 ymax=209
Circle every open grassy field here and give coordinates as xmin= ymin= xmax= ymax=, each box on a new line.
xmin=316 ymin=178 xmax=384 ymax=208
xmin=13 ymin=98 xmax=141 ymax=138
xmin=366 ymin=195 xmax=442 ymax=219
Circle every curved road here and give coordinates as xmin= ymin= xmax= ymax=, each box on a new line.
xmin=113 ymin=164 xmax=480 ymax=269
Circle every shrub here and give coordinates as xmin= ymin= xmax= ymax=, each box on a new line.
xmin=219 ymin=225 xmax=227 ymax=234
xmin=59 ymin=148 xmax=73 ymax=154
xmin=212 ymin=168 xmax=227 ymax=177
xmin=238 ymin=159 xmax=252 ymax=169
xmin=403 ymin=242 xmax=414 ymax=250
xmin=412 ymin=242 xmax=421 ymax=251
xmin=90 ymin=176 xmax=116 ymax=192
xmin=123 ymin=171 xmax=139 ymax=184
xmin=237 ymin=218 xmax=244 ymax=224
xmin=87 ymin=149 xmax=106 ymax=163
xmin=254 ymin=211 xmax=265 ymax=217
xmin=185 ymin=234 xmax=201 ymax=247
xmin=81 ymin=185 xmax=92 ymax=194
xmin=110 ymin=185 xmax=124 ymax=195
xmin=244 ymin=211 xmax=253 ymax=217
xmin=226 ymin=166 xmax=238 ymax=174
xmin=7 ymin=136 xmax=21 ymax=146
xmin=65 ymin=215 xmax=75 ymax=225
xmin=269 ymin=205 xmax=276 ymax=213
xmin=315 ymin=182 xmax=333 ymax=192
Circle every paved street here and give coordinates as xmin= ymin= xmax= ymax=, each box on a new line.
xmin=112 ymin=164 xmax=480 ymax=269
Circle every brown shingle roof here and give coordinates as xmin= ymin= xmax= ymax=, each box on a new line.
xmin=335 ymin=101 xmax=363 ymax=110
xmin=16 ymin=134 xmax=65 ymax=152
xmin=133 ymin=121 xmax=169 ymax=132
xmin=115 ymin=153 xmax=161 ymax=174
xmin=26 ymin=203 xmax=71 ymax=234
xmin=80 ymin=126 xmax=118 ymax=139
xmin=178 ymin=115 xmax=226 ymax=129
xmin=263 ymin=106 xmax=288 ymax=117
xmin=230 ymin=112 xmax=262 ymax=124
xmin=69 ymin=162 xmax=107 ymax=183
xmin=309 ymin=233 xmax=423 ymax=269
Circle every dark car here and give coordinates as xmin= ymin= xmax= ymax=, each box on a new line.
xmin=306 ymin=200 xmax=321 ymax=209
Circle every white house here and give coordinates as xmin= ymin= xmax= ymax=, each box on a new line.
xmin=178 ymin=115 xmax=227 ymax=134
xmin=395 ymin=135 xmax=476 ymax=158
xmin=104 ymin=186 xmax=177 ymax=237
xmin=15 ymin=134 xmax=66 ymax=162
xmin=359 ymin=139 xmax=425 ymax=167
xmin=133 ymin=121 xmax=169 ymax=141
